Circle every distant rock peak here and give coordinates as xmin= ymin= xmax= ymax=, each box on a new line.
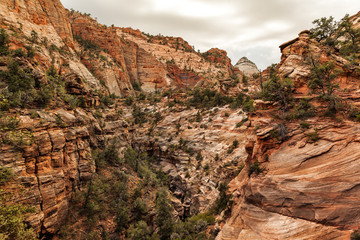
xmin=234 ymin=56 xmax=260 ymax=76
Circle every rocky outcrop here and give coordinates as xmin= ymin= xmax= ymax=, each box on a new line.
xmin=234 ymin=57 xmax=260 ymax=77
xmin=216 ymin=28 xmax=360 ymax=240
xmin=202 ymin=48 xmax=235 ymax=76
xmin=167 ymin=64 xmax=204 ymax=89
xmin=0 ymin=0 xmax=73 ymax=47
xmin=7 ymin=109 xmax=98 ymax=234
xmin=217 ymin=119 xmax=359 ymax=240
xmin=117 ymin=28 xmax=232 ymax=83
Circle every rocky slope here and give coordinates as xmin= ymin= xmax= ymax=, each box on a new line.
xmin=117 ymin=28 xmax=236 ymax=84
xmin=1 ymin=0 xmax=360 ymax=239
xmin=0 ymin=0 xmax=244 ymax=237
xmin=216 ymin=30 xmax=360 ymax=240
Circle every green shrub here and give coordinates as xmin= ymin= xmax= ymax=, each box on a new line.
xmin=155 ymin=188 xmax=174 ymax=240
xmin=0 ymin=29 xmax=9 ymax=55
xmin=0 ymin=167 xmax=13 ymax=185
xmin=211 ymin=182 xmax=231 ymax=214
xmin=351 ymin=230 xmax=360 ymax=240
xmin=248 ymin=160 xmax=264 ymax=176
xmin=308 ymin=60 xmax=340 ymax=97
xmin=0 ymin=116 xmax=19 ymax=130
xmin=34 ymin=85 xmax=52 ymax=107
xmin=236 ymin=117 xmax=248 ymax=128
xmin=125 ymin=96 xmax=134 ymax=106
xmin=25 ymin=45 xmax=35 ymax=58
xmin=132 ymin=82 xmax=141 ymax=91
xmin=306 ymin=129 xmax=319 ymax=143
xmin=12 ymin=48 xmax=26 ymax=58
xmin=195 ymin=111 xmax=202 ymax=122
xmin=187 ymin=88 xmax=235 ymax=109
xmin=115 ymin=204 xmax=129 ymax=232
xmin=232 ymin=140 xmax=239 ymax=149
xmin=30 ymin=30 xmax=38 ymax=43
xmin=74 ymin=34 xmax=101 ymax=52
xmin=2 ymin=130 xmax=33 ymax=148
xmin=132 ymin=198 xmax=148 ymax=221
xmin=300 ymin=122 xmax=310 ymax=129
xmin=196 ymin=152 xmax=203 ymax=162
xmin=0 ymin=190 xmax=37 ymax=240
xmin=261 ymin=68 xmax=294 ymax=110
xmin=1 ymin=61 xmax=35 ymax=92
xmin=128 ymin=221 xmax=152 ymax=240
xmin=94 ymin=143 xmax=121 ymax=167
xmin=348 ymin=107 xmax=360 ymax=122
xmin=99 ymin=93 xmax=114 ymax=107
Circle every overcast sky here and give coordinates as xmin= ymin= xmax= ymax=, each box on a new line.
xmin=61 ymin=0 xmax=360 ymax=69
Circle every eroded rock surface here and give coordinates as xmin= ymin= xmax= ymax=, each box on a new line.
xmin=234 ymin=57 xmax=260 ymax=77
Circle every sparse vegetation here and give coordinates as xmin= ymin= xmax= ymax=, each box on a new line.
xmin=248 ymin=160 xmax=264 ymax=176
xmin=306 ymin=129 xmax=319 ymax=143
xmin=261 ymin=66 xmax=294 ymax=110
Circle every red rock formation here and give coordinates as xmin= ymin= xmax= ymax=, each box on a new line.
xmin=203 ymin=48 xmax=234 ymax=76
xmin=217 ymin=28 xmax=360 ymax=240
xmin=70 ymin=13 xmax=173 ymax=93
xmin=167 ymin=64 xmax=204 ymax=89
xmin=0 ymin=0 xmax=73 ymax=47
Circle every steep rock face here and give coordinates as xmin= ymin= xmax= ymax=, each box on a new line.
xmin=277 ymin=30 xmax=358 ymax=94
xmin=7 ymin=110 xmax=99 ymax=234
xmin=167 ymin=64 xmax=204 ymax=89
xmin=216 ymin=29 xmax=360 ymax=240
xmin=70 ymin=14 xmax=179 ymax=93
xmin=217 ymin=119 xmax=359 ymax=240
xmin=0 ymin=0 xmax=73 ymax=47
xmin=350 ymin=11 xmax=360 ymax=29
xmin=234 ymin=57 xmax=260 ymax=77
xmin=70 ymin=14 xmax=134 ymax=95
xmin=117 ymin=28 xmax=232 ymax=83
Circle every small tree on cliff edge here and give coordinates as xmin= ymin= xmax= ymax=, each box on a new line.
xmin=261 ymin=65 xmax=294 ymax=110
xmin=337 ymin=14 xmax=360 ymax=56
xmin=307 ymin=56 xmax=342 ymax=114
xmin=155 ymin=188 xmax=174 ymax=240
xmin=0 ymin=29 xmax=9 ymax=55
xmin=310 ymin=16 xmax=338 ymax=47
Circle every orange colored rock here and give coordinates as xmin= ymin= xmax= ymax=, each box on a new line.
xmin=0 ymin=0 xmax=73 ymax=47
xmin=203 ymin=48 xmax=234 ymax=76
xmin=167 ymin=64 xmax=204 ymax=89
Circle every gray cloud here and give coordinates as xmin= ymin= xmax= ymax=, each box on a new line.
xmin=61 ymin=0 xmax=360 ymax=69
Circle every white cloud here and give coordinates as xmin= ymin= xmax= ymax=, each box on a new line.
xmin=61 ymin=0 xmax=360 ymax=69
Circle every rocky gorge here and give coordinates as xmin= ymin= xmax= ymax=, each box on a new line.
xmin=0 ymin=0 xmax=360 ymax=240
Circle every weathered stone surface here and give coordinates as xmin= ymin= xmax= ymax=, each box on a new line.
xmin=234 ymin=57 xmax=260 ymax=77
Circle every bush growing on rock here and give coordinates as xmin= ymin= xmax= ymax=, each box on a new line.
xmin=310 ymin=16 xmax=338 ymax=46
xmin=155 ymin=188 xmax=175 ymax=240
xmin=94 ymin=142 xmax=121 ymax=167
xmin=261 ymin=67 xmax=294 ymax=110
xmin=0 ymin=28 xmax=9 ymax=55
xmin=308 ymin=60 xmax=340 ymax=97
xmin=351 ymin=230 xmax=360 ymax=240
xmin=0 ymin=167 xmax=13 ymax=185
xmin=0 ymin=190 xmax=38 ymax=240
xmin=211 ymin=182 xmax=231 ymax=215
xmin=248 ymin=160 xmax=264 ymax=176
xmin=128 ymin=221 xmax=152 ymax=240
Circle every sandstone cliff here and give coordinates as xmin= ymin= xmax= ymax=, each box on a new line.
xmin=216 ymin=30 xmax=360 ymax=240
xmin=1 ymin=0 xmax=360 ymax=239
